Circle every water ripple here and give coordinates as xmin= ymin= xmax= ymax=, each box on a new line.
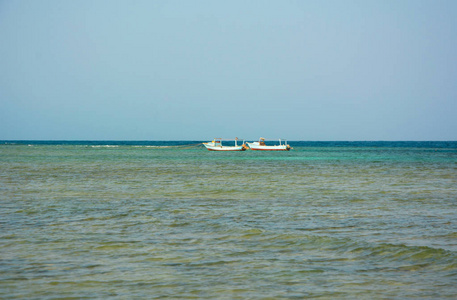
xmin=1 ymin=144 xmax=456 ymax=298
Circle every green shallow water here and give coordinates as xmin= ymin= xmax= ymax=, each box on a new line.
xmin=1 ymin=144 xmax=457 ymax=298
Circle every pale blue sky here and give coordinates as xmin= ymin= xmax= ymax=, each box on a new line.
xmin=1 ymin=0 xmax=456 ymax=140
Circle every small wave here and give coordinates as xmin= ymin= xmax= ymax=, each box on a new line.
xmin=132 ymin=145 xmax=172 ymax=148
xmin=90 ymin=145 xmax=119 ymax=148
xmin=347 ymin=242 xmax=456 ymax=267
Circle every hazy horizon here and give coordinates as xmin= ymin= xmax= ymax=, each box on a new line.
xmin=2 ymin=139 xmax=456 ymax=143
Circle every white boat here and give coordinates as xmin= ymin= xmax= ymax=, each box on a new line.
xmin=203 ymin=138 xmax=248 ymax=151
xmin=247 ymin=138 xmax=291 ymax=151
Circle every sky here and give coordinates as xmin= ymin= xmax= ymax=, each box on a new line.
xmin=0 ymin=0 xmax=456 ymax=141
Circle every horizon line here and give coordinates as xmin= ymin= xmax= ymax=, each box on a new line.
xmin=2 ymin=139 xmax=457 ymax=142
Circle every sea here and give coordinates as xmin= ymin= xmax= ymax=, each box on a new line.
xmin=1 ymin=141 xmax=456 ymax=299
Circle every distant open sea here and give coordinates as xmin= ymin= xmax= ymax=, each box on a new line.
xmin=1 ymin=141 xmax=456 ymax=299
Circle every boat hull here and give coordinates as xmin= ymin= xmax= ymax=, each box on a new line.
xmin=247 ymin=144 xmax=290 ymax=151
xmin=203 ymin=144 xmax=247 ymax=151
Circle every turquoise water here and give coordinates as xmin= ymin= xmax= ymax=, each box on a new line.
xmin=1 ymin=142 xmax=457 ymax=298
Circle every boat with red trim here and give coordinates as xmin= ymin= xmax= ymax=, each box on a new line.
xmin=247 ymin=138 xmax=291 ymax=151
